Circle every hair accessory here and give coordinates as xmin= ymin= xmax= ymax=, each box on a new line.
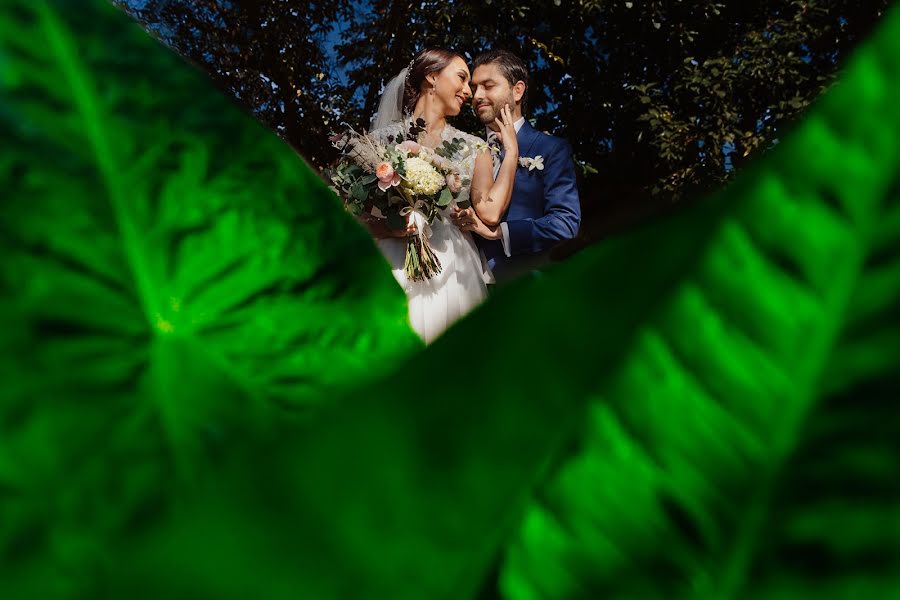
xmin=404 ymin=57 xmax=416 ymax=83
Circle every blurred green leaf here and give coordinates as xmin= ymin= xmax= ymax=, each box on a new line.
xmin=498 ymin=10 xmax=900 ymax=599
xmin=0 ymin=0 xmax=417 ymax=595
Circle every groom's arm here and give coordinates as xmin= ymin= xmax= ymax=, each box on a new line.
xmin=500 ymin=137 xmax=581 ymax=256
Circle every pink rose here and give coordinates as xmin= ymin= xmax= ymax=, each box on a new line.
xmin=399 ymin=140 xmax=421 ymax=155
xmin=446 ymin=173 xmax=462 ymax=194
xmin=376 ymin=162 xmax=395 ymax=182
xmin=376 ymin=162 xmax=401 ymax=191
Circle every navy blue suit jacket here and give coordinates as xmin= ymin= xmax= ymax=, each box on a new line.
xmin=475 ymin=121 xmax=581 ymax=282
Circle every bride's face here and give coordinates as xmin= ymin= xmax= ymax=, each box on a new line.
xmin=427 ymin=57 xmax=472 ymax=117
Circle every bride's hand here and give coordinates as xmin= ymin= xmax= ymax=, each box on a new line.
xmin=359 ymin=213 xmax=416 ymax=239
xmin=453 ymin=206 xmax=501 ymax=241
xmin=494 ymin=104 xmax=519 ymax=159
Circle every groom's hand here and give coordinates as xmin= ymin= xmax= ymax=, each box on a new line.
xmin=453 ymin=207 xmax=501 ymax=240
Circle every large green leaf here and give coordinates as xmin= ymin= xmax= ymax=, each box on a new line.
xmin=496 ymin=18 xmax=900 ymax=600
xmin=0 ymin=0 xmax=418 ymax=595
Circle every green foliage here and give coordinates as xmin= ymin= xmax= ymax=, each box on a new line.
xmin=630 ymin=1 xmax=843 ymax=199
xmin=0 ymin=0 xmax=418 ymax=595
xmin=114 ymin=0 xmax=352 ymax=168
xmin=434 ymin=137 xmax=471 ymax=160
xmin=118 ymin=0 xmax=891 ymax=254
xmin=437 ymin=187 xmax=453 ymax=208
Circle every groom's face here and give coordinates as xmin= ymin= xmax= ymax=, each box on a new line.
xmin=472 ymin=64 xmax=519 ymax=129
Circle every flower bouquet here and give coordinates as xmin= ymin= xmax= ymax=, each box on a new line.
xmin=326 ymin=118 xmax=467 ymax=282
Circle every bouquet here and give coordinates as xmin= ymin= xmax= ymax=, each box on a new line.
xmin=326 ymin=118 xmax=469 ymax=282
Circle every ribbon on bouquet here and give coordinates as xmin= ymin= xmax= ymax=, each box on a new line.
xmin=400 ymin=200 xmax=432 ymax=240
xmin=399 ymin=199 xmax=442 ymax=281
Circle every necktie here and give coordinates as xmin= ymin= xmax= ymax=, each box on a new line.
xmin=487 ymin=131 xmax=501 ymax=180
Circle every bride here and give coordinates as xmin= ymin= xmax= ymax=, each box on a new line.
xmin=359 ymin=49 xmax=520 ymax=344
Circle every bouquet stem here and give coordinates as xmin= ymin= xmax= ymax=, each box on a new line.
xmin=404 ymin=233 xmax=442 ymax=282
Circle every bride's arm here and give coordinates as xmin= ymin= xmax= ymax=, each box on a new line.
xmin=469 ymin=105 xmax=519 ymax=227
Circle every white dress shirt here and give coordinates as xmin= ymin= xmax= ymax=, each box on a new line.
xmin=486 ymin=117 xmax=525 ymax=257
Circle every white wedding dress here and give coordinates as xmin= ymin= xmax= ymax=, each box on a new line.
xmin=370 ymin=123 xmax=494 ymax=344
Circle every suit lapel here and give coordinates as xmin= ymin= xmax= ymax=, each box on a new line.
xmin=516 ymin=121 xmax=541 ymax=160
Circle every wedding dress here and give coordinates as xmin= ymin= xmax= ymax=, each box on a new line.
xmin=369 ymin=122 xmax=494 ymax=344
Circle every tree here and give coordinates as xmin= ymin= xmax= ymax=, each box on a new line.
xmin=116 ymin=0 xmax=890 ymax=249
xmin=115 ymin=0 xmax=351 ymax=168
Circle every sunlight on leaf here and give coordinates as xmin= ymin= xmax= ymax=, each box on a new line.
xmin=0 ymin=0 xmax=418 ymax=595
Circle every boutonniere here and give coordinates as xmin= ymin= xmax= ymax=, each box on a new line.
xmin=519 ymin=155 xmax=545 ymax=172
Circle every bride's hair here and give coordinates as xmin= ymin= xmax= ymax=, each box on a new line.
xmin=404 ymin=48 xmax=465 ymax=114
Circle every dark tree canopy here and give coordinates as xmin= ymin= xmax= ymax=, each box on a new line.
xmin=117 ymin=0 xmax=353 ymax=166
xmin=117 ymin=0 xmax=890 ymax=253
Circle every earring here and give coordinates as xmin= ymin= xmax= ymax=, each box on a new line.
xmin=431 ymin=80 xmax=436 ymax=95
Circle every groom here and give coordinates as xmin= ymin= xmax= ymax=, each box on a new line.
xmin=455 ymin=49 xmax=581 ymax=284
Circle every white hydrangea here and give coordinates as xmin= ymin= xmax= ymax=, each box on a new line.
xmin=403 ymin=156 xmax=445 ymax=196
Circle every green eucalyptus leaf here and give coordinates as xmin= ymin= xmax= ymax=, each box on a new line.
xmin=351 ymin=182 xmax=368 ymax=201
xmin=437 ymin=187 xmax=453 ymax=207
